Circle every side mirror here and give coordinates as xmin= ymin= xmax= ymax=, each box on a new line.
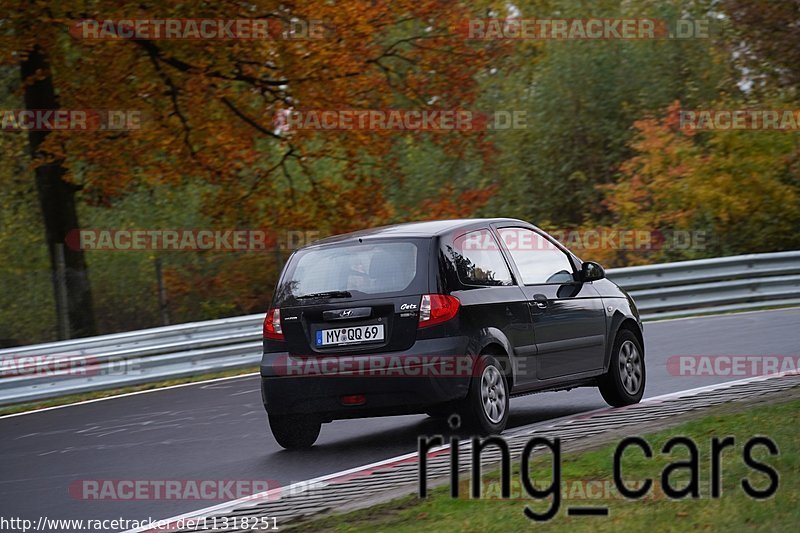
xmin=581 ymin=261 xmax=605 ymax=282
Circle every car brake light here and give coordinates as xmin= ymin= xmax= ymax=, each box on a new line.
xmin=263 ymin=308 xmax=284 ymax=340
xmin=341 ymin=394 xmax=366 ymax=406
xmin=418 ymin=294 xmax=460 ymax=328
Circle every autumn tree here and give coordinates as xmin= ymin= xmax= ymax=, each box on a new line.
xmin=0 ymin=0 xmax=501 ymax=338
xmin=720 ymin=0 xmax=800 ymax=92
xmin=601 ymin=102 xmax=800 ymax=266
xmin=478 ymin=0 xmax=734 ymax=226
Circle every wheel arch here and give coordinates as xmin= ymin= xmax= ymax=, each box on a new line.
xmin=604 ymin=312 xmax=644 ymax=371
xmin=475 ymin=328 xmax=515 ymax=389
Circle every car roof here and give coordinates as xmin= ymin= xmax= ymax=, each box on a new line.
xmin=307 ymin=218 xmax=530 ymax=247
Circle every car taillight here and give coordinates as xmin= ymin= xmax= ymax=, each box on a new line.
xmin=418 ymin=294 xmax=460 ymax=328
xmin=263 ymin=308 xmax=284 ymax=340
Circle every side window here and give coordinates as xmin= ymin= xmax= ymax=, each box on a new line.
xmin=497 ymin=228 xmax=574 ymax=284
xmin=451 ymin=230 xmax=513 ymax=286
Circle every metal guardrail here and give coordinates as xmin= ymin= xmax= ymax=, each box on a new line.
xmin=0 ymin=251 xmax=798 ymax=406
xmin=612 ymin=251 xmax=800 ymax=318
xmin=608 ymin=250 xmax=800 ymax=290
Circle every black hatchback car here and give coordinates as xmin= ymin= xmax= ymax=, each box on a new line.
xmin=261 ymin=219 xmax=645 ymax=448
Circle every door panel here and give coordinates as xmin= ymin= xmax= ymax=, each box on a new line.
xmin=521 ymin=283 xmax=606 ymax=379
xmin=494 ymin=226 xmax=606 ymax=380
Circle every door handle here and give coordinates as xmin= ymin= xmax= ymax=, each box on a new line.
xmin=532 ymin=293 xmax=548 ymax=309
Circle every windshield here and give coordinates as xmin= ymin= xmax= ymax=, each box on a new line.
xmin=280 ymin=240 xmax=424 ymax=299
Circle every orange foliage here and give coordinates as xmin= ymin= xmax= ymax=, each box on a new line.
xmin=3 ymin=1 xmax=506 ymax=318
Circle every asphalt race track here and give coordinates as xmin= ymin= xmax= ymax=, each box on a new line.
xmin=1 ymin=308 xmax=798 ymax=530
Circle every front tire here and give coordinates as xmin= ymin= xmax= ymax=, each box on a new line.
xmin=460 ymin=354 xmax=509 ymax=435
xmin=598 ymin=329 xmax=645 ymax=407
xmin=268 ymin=414 xmax=321 ymax=449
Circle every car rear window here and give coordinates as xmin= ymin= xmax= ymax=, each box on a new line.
xmin=451 ymin=230 xmax=513 ymax=286
xmin=280 ymin=240 xmax=425 ymax=299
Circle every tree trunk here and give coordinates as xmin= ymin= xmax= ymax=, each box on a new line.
xmin=20 ymin=45 xmax=97 ymax=339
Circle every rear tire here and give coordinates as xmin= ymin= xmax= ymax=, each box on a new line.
xmin=459 ymin=354 xmax=509 ymax=435
xmin=598 ymin=329 xmax=645 ymax=407
xmin=268 ymin=414 xmax=321 ymax=449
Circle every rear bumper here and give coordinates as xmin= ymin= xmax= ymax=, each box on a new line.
xmin=260 ymin=336 xmax=471 ymax=419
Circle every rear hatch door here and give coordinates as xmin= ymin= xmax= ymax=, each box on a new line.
xmin=275 ymin=238 xmax=429 ymax=355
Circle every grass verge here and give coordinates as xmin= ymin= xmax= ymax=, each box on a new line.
xmin=0 ymin=366 xmax=258 ymax=416
xmin=300 ymin=396 xmax=800 ymax=532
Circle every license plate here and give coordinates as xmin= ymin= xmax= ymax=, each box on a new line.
xmin=315 ymin=324 xmax=385 ymax=346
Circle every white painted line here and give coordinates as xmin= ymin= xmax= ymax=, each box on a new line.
xmin=646 ymin=369 xmax=798 ymax=400
xmin=127 ymin=450 xmax=428 ymax=532
xmin=125 ymin=370 xmax=799 ymax=533
xmin=0 ymin=373 xmax=258 ymax=420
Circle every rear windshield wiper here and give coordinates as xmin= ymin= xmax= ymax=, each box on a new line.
xmin=295 ymin=290 xmax=352 ymax=300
